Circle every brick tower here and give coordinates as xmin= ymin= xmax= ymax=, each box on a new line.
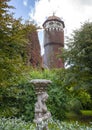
xmin=43 ymin=15 xmax=65 ymax=69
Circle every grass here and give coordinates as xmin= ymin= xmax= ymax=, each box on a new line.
xmin=66 ymin=110 xmax=92 ymax=124
xmin=81 ymin=110 xmax=92 ymax=116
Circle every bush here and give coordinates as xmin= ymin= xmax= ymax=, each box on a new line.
xmin=15 ymin=82 xmax=36 ymax=121
xmin=0 ymin=118 xmax=92 ymax=130
xmin=29 ymin=69 xmax=69 ymax=120
xmin=0 ymin=69 xmax=69 ymax=121
xmin=0 ymin=82 xmax=36 ymax=121
xmin=18 ymin=69 xmax=69 ymax=121
xmin=0 ymin=118 xmax=35 ymax=130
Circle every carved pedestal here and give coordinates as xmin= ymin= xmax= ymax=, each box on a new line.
xmin=31 ymin=79 xmax=52 ymax=130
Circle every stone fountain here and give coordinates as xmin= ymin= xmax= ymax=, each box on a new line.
xmin=30 ymin=79 xmax=52 ymax=130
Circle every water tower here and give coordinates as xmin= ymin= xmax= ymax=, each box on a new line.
xmin=43 ymin=15 xmax=65 ymax=69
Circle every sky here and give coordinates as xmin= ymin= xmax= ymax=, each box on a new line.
xmin=9 ymin=0 xmax=92 ymax=55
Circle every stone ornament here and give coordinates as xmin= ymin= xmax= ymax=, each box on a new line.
xmin=30 ymin=79 xmax=52 ymax=130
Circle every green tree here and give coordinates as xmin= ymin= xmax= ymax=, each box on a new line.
xmin=63 ymin=22 xmax=92 ymax=110
xmin=0 ymin=0 xmax=28 ymax=87
xmin=0 ymin=0 xmax=37 ymax=117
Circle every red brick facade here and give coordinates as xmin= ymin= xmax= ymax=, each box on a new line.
xmin=26 ymin=31 xmax=41 ymax=68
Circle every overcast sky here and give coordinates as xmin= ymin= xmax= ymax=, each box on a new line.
xmin=9 ymin=0 xmax=92 ymax=54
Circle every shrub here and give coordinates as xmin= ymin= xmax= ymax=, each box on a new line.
xmin=0 ymin=118 xmax=35 ymax=130
xmin=17 ymin=69 xmax=69 ymax=121
xmin=0 ymin=69 xmax=69 ymax=121
xmin=0 ymin=118 xmax=92 ymax=130
xmin=0 ymin=82 xmax=36 ymax=121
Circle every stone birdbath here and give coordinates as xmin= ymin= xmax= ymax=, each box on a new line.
xmin=30 ymin=79 xmax=52 ymax=130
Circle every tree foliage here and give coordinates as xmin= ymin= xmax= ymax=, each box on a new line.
xmin=0 ymin=0 xmax=39 ymax=119
xmin=62 ymin=22 xmax=92 ymax=109
xmin=0 ymin=0 xmax=28 ymax=87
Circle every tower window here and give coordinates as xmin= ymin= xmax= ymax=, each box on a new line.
xmin=57 ymin=22 xmax=61 ymax=26
xmin=49 ymin=22 xmax=54 ymax=25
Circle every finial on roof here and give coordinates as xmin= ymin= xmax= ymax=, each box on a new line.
xmin=53 ymin=11 xmax=56 ymax=16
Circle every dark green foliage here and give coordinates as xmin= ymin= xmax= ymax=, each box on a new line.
xmin=48 ymin=82 xmax=68 ymax=120
xmin=15 ymin=82 xmax=36 ymax=121
xmin=0 ymin=82 xmax=36 ymax=121
xmin=62 ymin=21 xmax=92 ymax=111
xmin=0 ymin=0 xmax=38 ymax=121
xmin=64 ymin=22 xmax=92 ymax=89
xmin=0 ymin=69 xmax=69 ymax=121
xmin=29 ymin=69 xmax=69 ymax=120
xmin=0 ymin=0 xmax=28 ymax=87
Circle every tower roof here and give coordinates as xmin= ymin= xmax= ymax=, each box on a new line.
xmin=43 ymin=15 xmax=65 ymax=28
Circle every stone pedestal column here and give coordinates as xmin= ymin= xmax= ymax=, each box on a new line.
xmin=30 ymin=79 xmax=52 ymax=130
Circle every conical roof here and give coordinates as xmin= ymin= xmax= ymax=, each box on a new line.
xmin=43 ymin=15 xmax=65 ymax=28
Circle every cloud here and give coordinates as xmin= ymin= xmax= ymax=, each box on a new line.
xmin=29 ymin=0 xmax=92 ymax=54
xmin=23 ymin=0 xmax=28 ymax=6
xmin=29 ymin=0 xmax=92 ymax=34
xmin=77 ymin=0 xmax=92 ymax=6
